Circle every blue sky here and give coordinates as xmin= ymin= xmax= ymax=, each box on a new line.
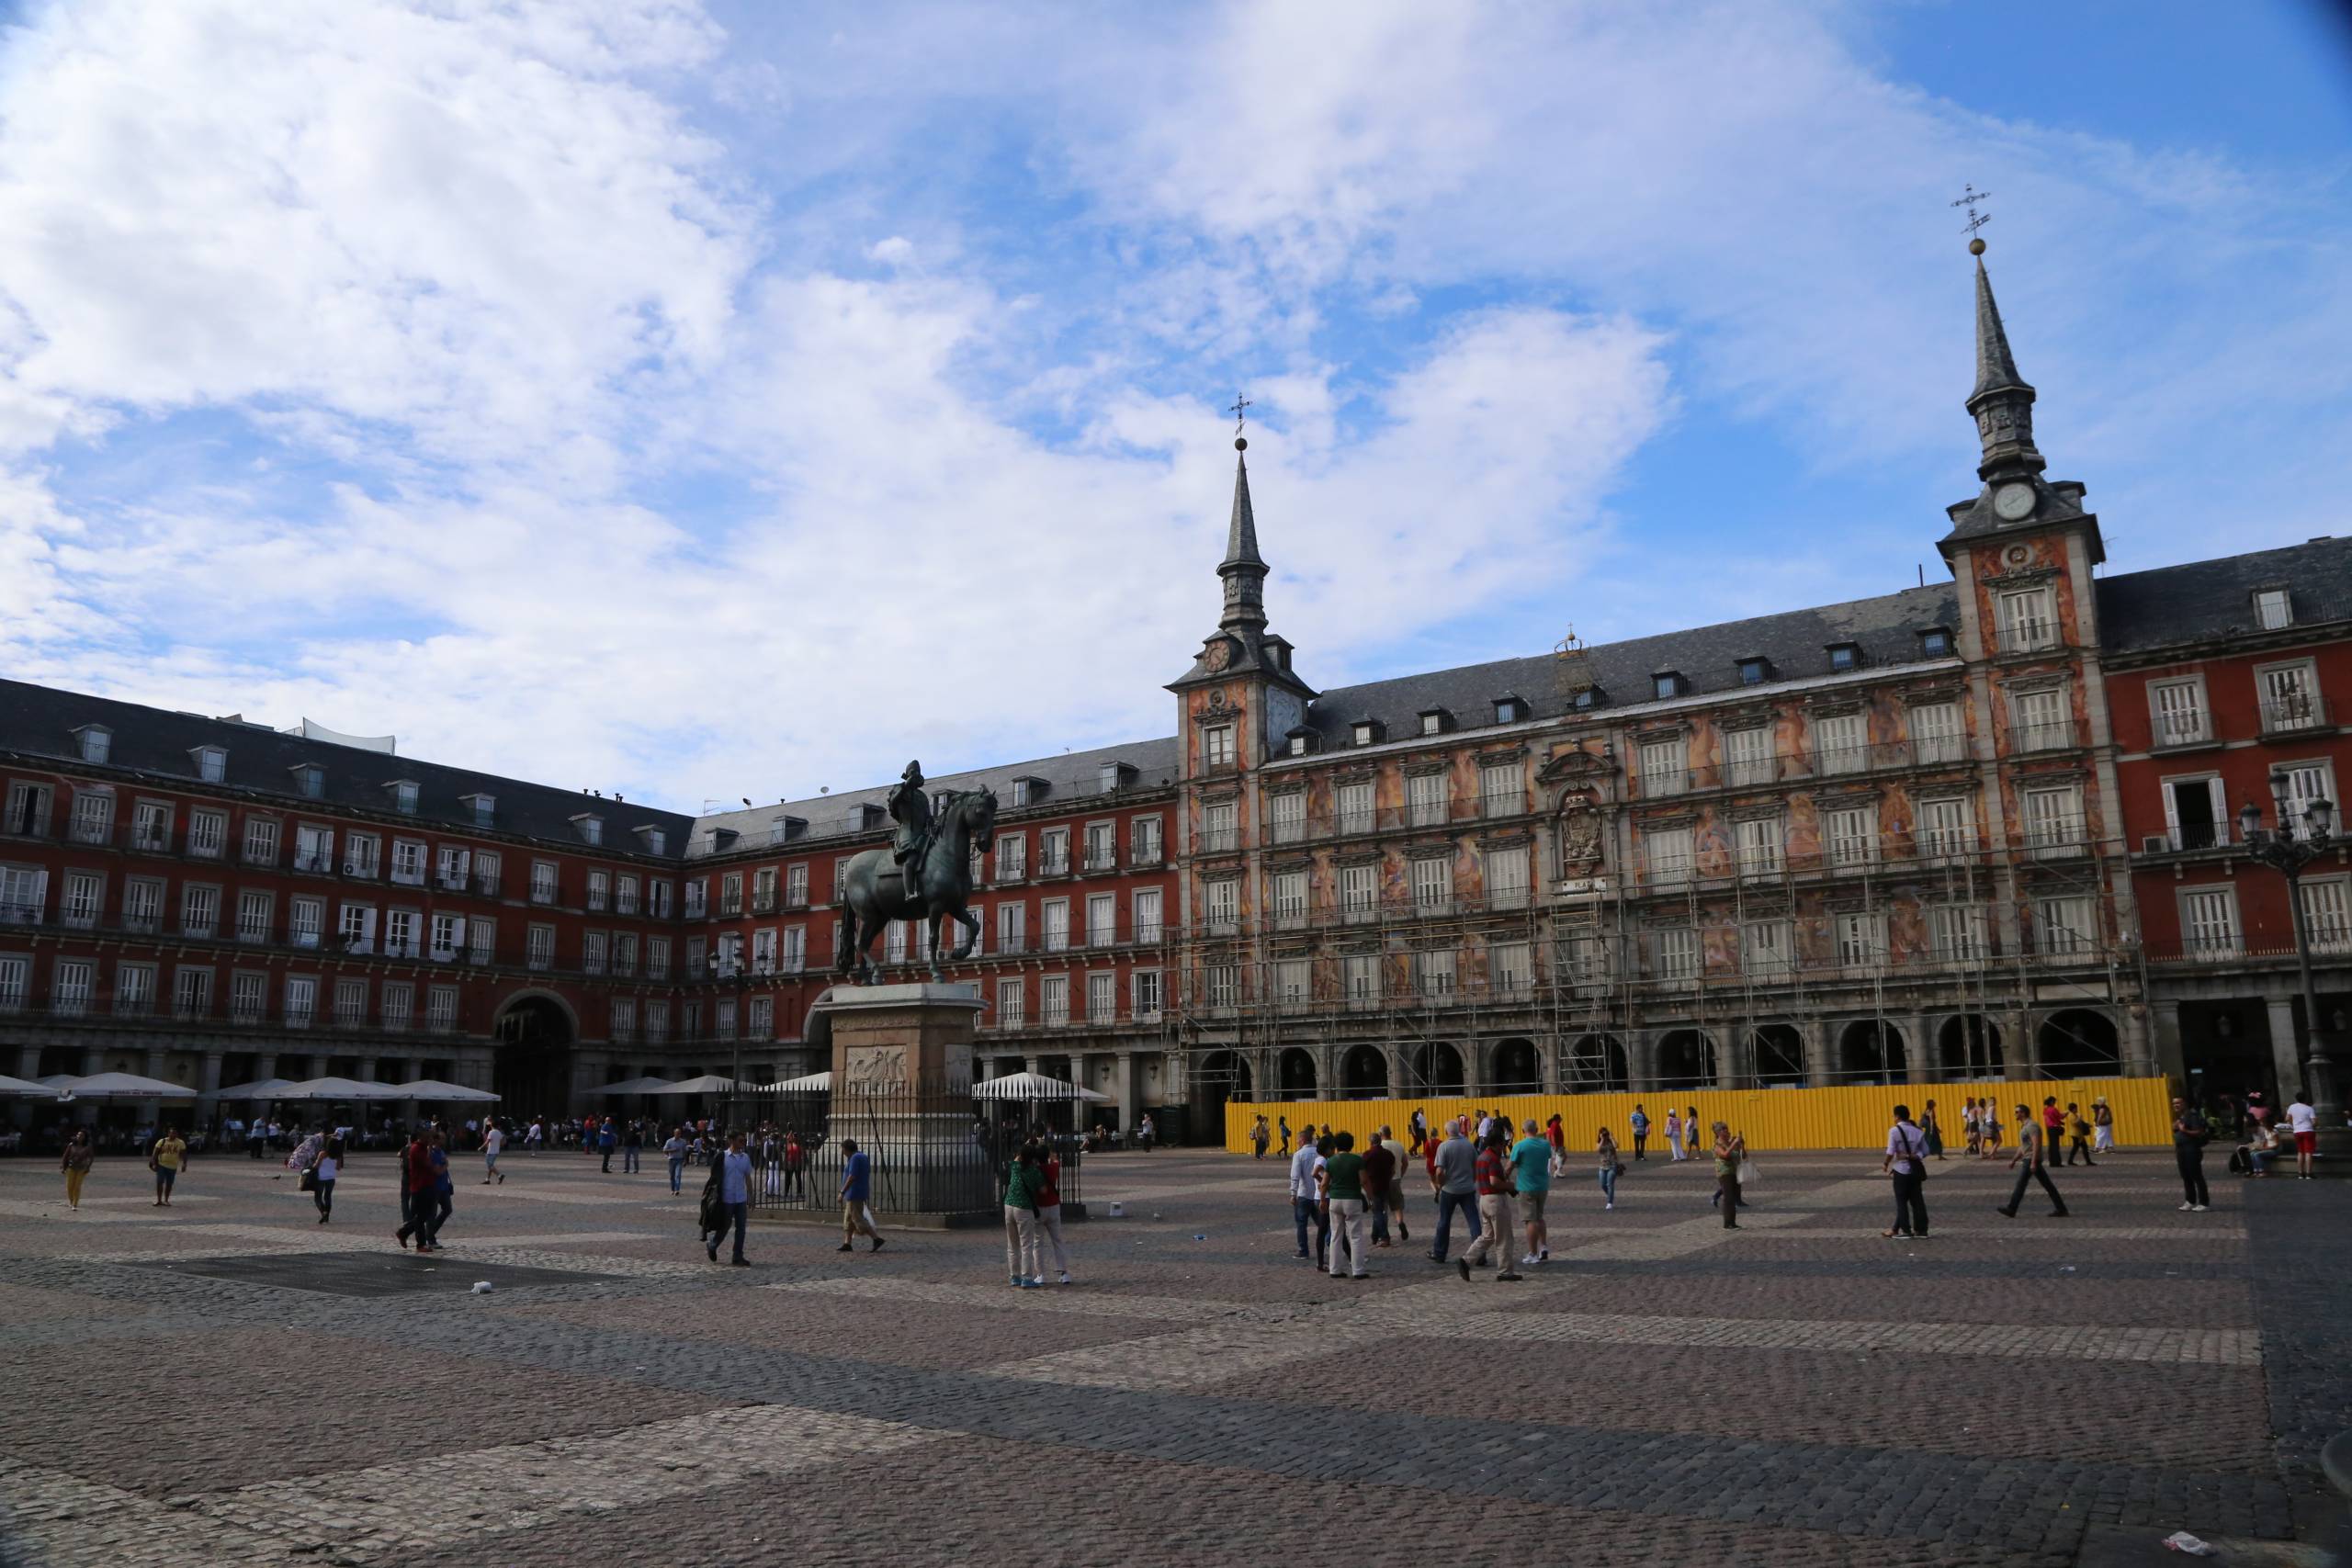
xmin=1 ymin=0 xmax=2347 ymax=811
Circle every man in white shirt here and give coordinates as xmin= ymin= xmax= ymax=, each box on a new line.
xmin=1881 ymin=1105 xmax=1928 ymax=1238
xmin=1288 ymin=1125 xmax=1323 ymax=1261
xmin=2287 ymin=1097 xmax=2319 ymax=1179
xmin=481 ymin=1121 xmax=505 ymax=1185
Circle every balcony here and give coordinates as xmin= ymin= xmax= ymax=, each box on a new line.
xmin=1083 ymin=847 xmax=1119 ymax=872
xmin=293 ymin=852 xmax=336 ymax=874
xmin=1270 ymin=817 xmax=1306 ymax=846
xmin=1036 ymin=854 xmax=1072 ymax=879
xmin=1198 ymin=829 xmax=1238 ymax=854
xmin=2014 ymin=722 xmax=2075 ymax=753
xmin=1130 ymin=842 xmax=1164 ymax=866
xmin=2263 ymin=694 xmax=2328 ymax=734
xmin=1478 ymin=790 xmax=1527 ymax=820
xmin=2153 ymin=707 xmax=2211 ymax=749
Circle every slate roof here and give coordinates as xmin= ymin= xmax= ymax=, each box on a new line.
xmin=685 ymin=735 xmax=1182 ymax=855
xmin=2096 ymin=536 xmax=2352 ymax=655
xmin=1301 ymin=582 xmax=1963 ymax=746
xmin=0 ymin=677 xmax=694 ymax=853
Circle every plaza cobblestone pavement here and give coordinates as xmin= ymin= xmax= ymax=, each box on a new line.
xmin=0 ymin=1140 xmax=2345 ymax=1566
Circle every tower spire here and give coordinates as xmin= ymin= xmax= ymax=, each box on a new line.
xmin=1217 ymin=428 xmax=1267 ymax=631
xmin=1964 ymin=250 xmax=2044 ymax=483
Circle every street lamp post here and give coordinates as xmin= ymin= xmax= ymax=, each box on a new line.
xmin=707 ymin=944 xmax=767 ymax=1127
xmin=2238 ymin=776 xmax=2351 ymax=1165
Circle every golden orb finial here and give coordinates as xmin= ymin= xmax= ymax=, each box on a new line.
xmin=1969 ymin=236 xmax=1986 ymax=256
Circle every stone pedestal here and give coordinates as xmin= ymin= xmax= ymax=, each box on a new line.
xmin=820 ymin=982 xmax=982 ymax=1092
xmin=792 ymin=982 xmax=996 ymax=1224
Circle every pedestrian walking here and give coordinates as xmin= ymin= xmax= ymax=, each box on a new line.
xmin=1429 ymin=1118 xmax=1482 ymax=1265
xmin=1277 ymin=1116 xmax=1292 ymax=1157
xmin=1002 ymin=1143 xmax=1046 ymax=1286
xmin=1962 ymin=1097 xmax=1982 ymax=1156
xmin=2092 ymin=1097 xmax=2116 ymax=1154
xmin=1546 ymin=1113 xmax=1566 ymax=1157
xmin=597 ymin=1120 xmax=617 ymax=1174
xmin=705 ymin=1131 xmax=752 ymax=1265
xmin=1511 ymin=1118 xmax=1553 ymax=1265
xmin=1378 ymin=1124 xmax=1410 ymax=1245
xmin=148 ymin=1125 xmax=186 ymax=1207
xmin=1596 ymin=1126 xmax=1621 ymax=1210
xmin=1711 ymin=1122 xmax=1740 ymax=1229
xmin=1288 ymin=1126 xmax=1323 ymax=1261
xmin=1035 ymin=1140 xmax=1073 ymax=1284
xmin=2171 ymin=1097 xmax=2212 ymax=1209
xmin=1664 ymin=1108 xmax=1684 ymax=1162
xmin=2040 ymin=1098 xmax=2066 ymax=1161
xmin=1921 ymin=1099 xmax=1946 ymax=1159
xmin=1629 ymin=1104 xmax=1649 ymax=1161
xmin=623 ymin=1120 xmax=643 ymax=1175
xmin=526 ymin=1119 xmax=544 ymax=1155
xmin=1250 ymin=1115 xmax=1270 ymax=1160
xmin=1883 ymin=1105 xmax=1928 ymax=1239
xmin=481 ymin=1120 xmax=505 ymax=1184
xmin=1363 ymin=1127 xmax=1396 ymax=1247
xmin=424 ymin=1131 xmax=454 ymax=1245
xmin=838 ymin=1138 xmax=883 ymax=1252
xmin=663 ymin=1127 xmax=689 ymax=1194
xmin=394 ymin=1131 xmax=438 ymax=1251
xmin=312 ymin=1137 xmax=342 ymax=1224
xmin=60 ymin=1129 xmax=92 ymax=1210
xmin=1408 ymin=1108 xmax=1428 ymax=1156
xmin=1981 ymin=1101 xmax=2004 ymax=1157
xmin=2286 ymin=1094 xmax=2319 ymax=1179
xmin=2064 ymin=1102 xmax=2097 ymax=1166
xmin=759 ymin=1127 xmax=781 ymax=1197
xmin=1455 ymin=1123 xmax=1522 ymax=1281
xmin=1324 ymin=1131 xmax=1369 ymax=1279
xmin=247 ymin=1118 xmax=267 ymax=1160
xmin=1137 ymin=1113 xmax=1155 ymax=1153
xmin=1997 ymin=1103 xmax=2070 ymax=1219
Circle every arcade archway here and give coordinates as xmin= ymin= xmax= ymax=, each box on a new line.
xmin=493 ymin=995 xmax=575 ymax=1120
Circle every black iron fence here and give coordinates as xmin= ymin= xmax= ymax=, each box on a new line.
xmin=722 ymin=1082 xmax=1084 ymax=1217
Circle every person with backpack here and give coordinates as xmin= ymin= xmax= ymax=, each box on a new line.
xmin=2172 ymin=1097 xmax=2212 ymax=1210
xmin=394 ymin=1131 xmax=440 ymax=1252
xmin=1883 ymin=1105 xmax=1929 ymax=1239
xmin=2064 ymin=1102 xmax=2097 ymax=1167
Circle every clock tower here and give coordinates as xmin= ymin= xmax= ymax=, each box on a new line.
xmin=1167 ymin=434 xmax=1317 ymax=771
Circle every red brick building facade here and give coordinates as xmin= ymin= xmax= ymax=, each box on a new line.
xmin=4 ymin=252 xmax=2344 ymax=1134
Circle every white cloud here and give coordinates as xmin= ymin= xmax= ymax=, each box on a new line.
xmin=3 ymin=0 xmax=2345 ymax=816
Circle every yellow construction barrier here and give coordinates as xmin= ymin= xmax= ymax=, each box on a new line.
xmin=1224 ymin=1076 xmax=2173 ymax=1156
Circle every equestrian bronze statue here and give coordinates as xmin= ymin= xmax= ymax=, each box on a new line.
xmin=834 ymin=773 xmax=998 ymax=983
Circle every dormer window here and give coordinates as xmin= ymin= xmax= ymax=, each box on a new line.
xmin=1652 ymin=671 xmax=1683 ymax=701
xmin=192 ymin=745 xmax=227 ymax=783
xmin=1826 ymin=643 xmax=1860 ymax=672
xmin=1920 ymin=627 xmax=1953 ymax=658
xmin=294 ymin=764 xmax=324 ymax=799
xmin=1737 ymin=657 xmax=1772 ymax=686
xmin=1286 ymin=727 xmax=1318 ymax=758
xmin=1573 ymin=687 xmax=1602 ymax=711
xmin=1097 ymin=761 xmax=1136 ymax=794
xmin=1492 ymin=694 xmax=1526 ymax=725
xmin=1418 ymin=707 xmax=1452 ymax=737
xmin=1263 ymin=635 xmax=1294 ymax=672
xmin=462 ymin=793 xmax=495 ymax=828
xmin=1010 ymin=778 xmax=1032 ymax=807
xmin=389 ymin=780 xmax=421 ymax=815
xmin=571 ymin=813 xmax=604 ymax=846
xmin=73 ymin=726 xmax=110 ymax=764
xmin=2255 ymin=588 xmax=2293 ymax=630
xmin=633 ymin=824 xmax=668 ymax=855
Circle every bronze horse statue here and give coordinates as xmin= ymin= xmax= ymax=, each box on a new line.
xmin=834 ymin=787 xmax=997 ymax=982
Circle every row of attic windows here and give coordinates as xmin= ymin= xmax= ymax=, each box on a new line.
xmin=56 ymin=723 xmax=668 ymax=852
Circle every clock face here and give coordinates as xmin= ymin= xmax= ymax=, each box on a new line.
xmin=1201 ymin=639 xmax=1232 ymax=672
xmin=1993 ymin=482 xmax=2037 ymax=522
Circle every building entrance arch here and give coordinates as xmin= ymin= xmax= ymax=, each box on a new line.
xmin=1340 ymin=1044 xmax=1390 ymax=1098
xmin=493 ymin=995 xmax=575 ymax=1121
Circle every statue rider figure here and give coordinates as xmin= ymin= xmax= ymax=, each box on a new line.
xmin=885 ymin=760 xmax=933 ymax=915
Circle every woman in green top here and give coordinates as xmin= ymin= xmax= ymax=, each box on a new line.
xmin=1321 ymin=1131 xmax=1369 ymax=1280
xmin=1711 ymin=1122 xmax=1740 ymax=1229
xmin=1002 ymin=1144 xmax=1046 ymax=1288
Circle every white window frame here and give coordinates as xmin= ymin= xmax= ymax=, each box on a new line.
xmin=2148 ymin=677 xmax=2209 ymax=749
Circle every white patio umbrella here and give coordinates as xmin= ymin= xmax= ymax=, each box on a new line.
xmin=276 ymin=1077 xmax=412 ymax=1102
xmin=203 ymin=1077 xmax=298 ymax=1101
xmin=0 ymin=1072 xmax=61 ymax=1098
xmin=44 ymin=1071 xmax=200 ymax=1100
xmin=643 ymin=1075 xmax=737 ymax=1095
xmin=971 ymin=1070 xmax=1112 ymax=1103
xmin=755 ymin=1071 xmax=832 ymax=1092
xmin=396 ymin=1079 xmax=499 ymax=1102
xmin=595 ymin=1076 xmax=677 ymax=1096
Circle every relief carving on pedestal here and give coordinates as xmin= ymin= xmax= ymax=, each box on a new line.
xmin=844 ymin=1044 xmax=909 ymax=1092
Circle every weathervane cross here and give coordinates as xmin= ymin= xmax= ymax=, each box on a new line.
xmin=1951 ymin=182 xmax=1993 ymax=240
xmin=1228 ymin=392 xmax=1251 ymax=434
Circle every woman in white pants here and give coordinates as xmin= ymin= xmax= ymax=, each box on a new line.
xmin=2092 ymin=1098 xmax=2116 ymax=1153
xmin=1002 ymin=1145 xmax=1045 ymax=1288
xmin=1034 ymin=1144 xmax=1073 ymax=1284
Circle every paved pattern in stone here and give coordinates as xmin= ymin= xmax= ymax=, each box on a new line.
xmin=0 ymin=1141 xmax=2331 ymax=1567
